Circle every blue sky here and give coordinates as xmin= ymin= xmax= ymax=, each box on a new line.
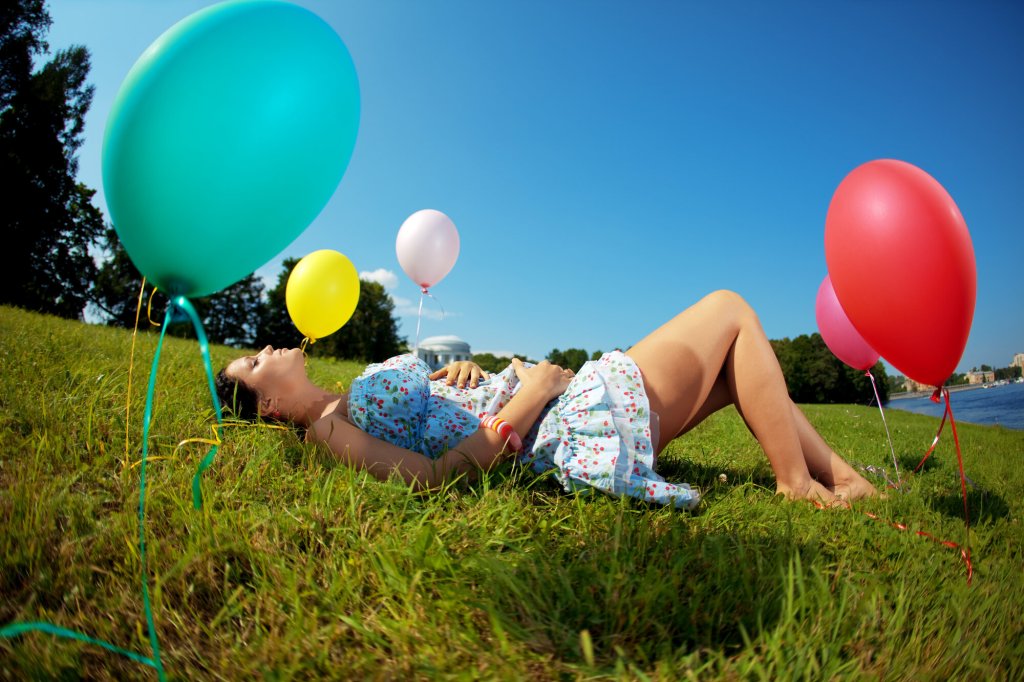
xmin=48 ymin=0 xmax=1023 ymax=372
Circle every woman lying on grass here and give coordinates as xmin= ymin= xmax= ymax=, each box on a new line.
xmin=216 ymin=290 xmax=878 ymax=509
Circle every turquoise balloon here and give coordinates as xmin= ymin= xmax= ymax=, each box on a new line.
xmin=102 ymin=0 xmax=360 ymax=298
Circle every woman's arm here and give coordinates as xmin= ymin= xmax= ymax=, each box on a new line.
xmin=307 ymin=359 xmax=572 ymax=490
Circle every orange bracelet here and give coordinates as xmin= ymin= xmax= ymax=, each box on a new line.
xmin=479 ymin=415 xmax=523 ymax=452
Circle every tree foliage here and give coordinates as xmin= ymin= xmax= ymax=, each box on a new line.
xmin=184 ymin=275 xmax=266 ymax=347
xmin=995 ymin=366 xmax=1022 ymax=382
xmin=255 ymin=257 xmax=300 ymax=350
xmin=91 ymin=227 xmax=146 ymax=327
xmin=313 ymin=280 xmax=404 ymax=362
xmin=93 ymin=228 xmax=265 ymax=346
xmin=471 ymin=352 xmax=529 ymax=374
xmin=546 ymin=348 xmax=592 ymax=373
xmin=771 ymin=333 xmax=889 ymax=405
xmin=1 ymin=1 xmax=103 ymax=318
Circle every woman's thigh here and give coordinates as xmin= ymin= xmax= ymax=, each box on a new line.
xmin=626 ymin=290 xmax=747 ymax=447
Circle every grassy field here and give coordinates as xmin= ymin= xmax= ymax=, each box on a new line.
xmin=1 ymin=305 xmax=1022 ymax=680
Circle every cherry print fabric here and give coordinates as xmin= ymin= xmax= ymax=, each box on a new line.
xmin=348 ymin=353 xmax=699 ymax=509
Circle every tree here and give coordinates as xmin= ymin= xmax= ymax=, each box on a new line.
xmin=771 ymin=333 xmax=889 ymax=405
xmin=995 ymin=366 xmax=1022 ymax=381
xmin=948 ymin=373 xmax=969 ymax=386
xmin=1 ymin=1 xmax=49 ymax=111
xmin=256 ymin=257 xmax=300 ymax=349
xmin=189 ymin=275 xmax=265 ymax=347
xmin=471 ymin=352 xmax=529 ymax=374
xmin=257 ymin=259 xmax=405 ymax=361
xmin=311 ymin=280 xmax=404 ymax=361
xmin=1 ymin=2 xmax=103 ymax=318
xmin=547 ymin=348 xmax=590 ymax=373
xmin=93 ymin=227 xmax=265 ymax=346
xmin=91 ymin=226 xmax=147 ymax=327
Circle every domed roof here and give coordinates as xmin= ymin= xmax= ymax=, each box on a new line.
xmin=419 ymin=335 xmax=471 ymax=353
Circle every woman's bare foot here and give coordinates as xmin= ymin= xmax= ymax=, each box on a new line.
xmin=832 ymin=471 xmax=882 ymax=501
xmin=776 ymin=479 xmax=848 ymax=508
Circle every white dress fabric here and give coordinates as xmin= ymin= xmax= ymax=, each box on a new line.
xmin=347 ymin=352 xmax=699 ymax=509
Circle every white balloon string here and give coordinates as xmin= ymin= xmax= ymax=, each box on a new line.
xmin=414 ymin=290 xmax=424 ymax=356
xmin=423 ymin=288 xmax=446 ymax=320
xmin=412 ymin=288 xmax=447 ymax=360
xmin=867 ymin=370 xmax=902 ymax=488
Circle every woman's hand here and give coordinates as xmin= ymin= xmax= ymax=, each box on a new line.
xmin=512 ymin=358 xmax=574 ymax=401
xmin=429 ymin=360 xmax=490 ymax=388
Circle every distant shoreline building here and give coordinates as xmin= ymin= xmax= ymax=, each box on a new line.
xmin=415 ymin=335 xmax=472 ymax=371
xmin=1012 ymin=353 xmax=1024 ymax=370
xmin=902 ymin=378 xmax=931 ymax=393
xmin=965 ymin=370 xmax=995 ymax=385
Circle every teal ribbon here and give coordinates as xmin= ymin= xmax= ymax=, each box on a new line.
xmin=0 ymin=622 xmax=158 ymax=668
xmin=171 ymin=296 xmax=224 ymax=509
xmin=2 ymin=295 xmax=226 ymax=679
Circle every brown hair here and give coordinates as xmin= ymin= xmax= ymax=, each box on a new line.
xmin=214 ymin=368 xmax=260 ymax=421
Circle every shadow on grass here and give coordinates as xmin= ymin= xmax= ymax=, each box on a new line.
xmin=487 ymin=458 xmax=775 ymax=510
xmin=929 ymin=487 xmax=1010 ymax=524
xmin=655 ymin=458 xmax=776 ymax=493
xmin=471 ymin=517 xmax=812 ymax=668
xmin=899 ymin=452 xmax=939 ymax=473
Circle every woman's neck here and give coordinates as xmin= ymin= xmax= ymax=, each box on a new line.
xmin=281 ymin=380 xmax=345 ymax=427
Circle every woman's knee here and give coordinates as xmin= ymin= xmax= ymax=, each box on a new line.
xmin=701 ymin=289 xmax=757 ymax=322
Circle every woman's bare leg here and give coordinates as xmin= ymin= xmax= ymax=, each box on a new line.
xmin=787 ymin=404 xmax=878 ymax=499
xmin=678 ymin=373 xmax=877 ymax=499
xmin=626 ymin=290 xmax=865 ymax=503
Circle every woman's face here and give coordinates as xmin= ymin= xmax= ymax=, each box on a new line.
xmin=225 ymin=345 xmax=306 ymax=402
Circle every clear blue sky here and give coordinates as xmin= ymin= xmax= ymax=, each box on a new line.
xmin=48 ymin=0 xmax=1023 ymax=372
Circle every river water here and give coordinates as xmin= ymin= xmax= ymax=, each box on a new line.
xmin=888 ymin=382 xmax=1024 ymax=430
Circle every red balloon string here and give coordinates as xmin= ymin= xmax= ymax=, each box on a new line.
xmin=943 ymin=387 xmax=973 ymax=583
xmin=860 ymin=510 xmax=973 ymax=584
xmin=912 ymin=388 xmax=950 ymax=473
xmin=886 ymin=386 xmax=972 ymax=584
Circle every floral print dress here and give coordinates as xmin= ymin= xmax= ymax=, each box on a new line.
xmin=347 ymin=352 xmax=699 ymax=509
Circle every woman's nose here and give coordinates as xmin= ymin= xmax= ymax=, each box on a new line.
xmin=261 ymin=345 xmax=273 ymax=354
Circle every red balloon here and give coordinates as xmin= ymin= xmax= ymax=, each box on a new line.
xmin=825 ymin=159 xmax=976 ymax=387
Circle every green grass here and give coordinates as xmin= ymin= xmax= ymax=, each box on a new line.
xmin=1 ymin=305 xmax=1022 ymax=680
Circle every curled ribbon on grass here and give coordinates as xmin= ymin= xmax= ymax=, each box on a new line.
xmin=128 ymin=421 xmax=289 ymax=471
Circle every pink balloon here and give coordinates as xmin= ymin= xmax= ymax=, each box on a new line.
xmin=395 ymin=209 xmax=460 ymax=291
xmin=815 ymin=275 xmax=879 ymax=371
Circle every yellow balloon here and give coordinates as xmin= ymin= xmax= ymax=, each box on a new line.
xmin=286 ymin=249 xmax=361 ymax=341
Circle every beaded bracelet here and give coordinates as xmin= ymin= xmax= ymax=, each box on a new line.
xmin=479 ymin=415 xmax=523 ymax=453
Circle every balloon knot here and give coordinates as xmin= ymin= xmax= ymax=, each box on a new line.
xmin=420 ymin=286 xmax=429 ymax=294
xmin=930 ymin=387 xmax=943 ymax=403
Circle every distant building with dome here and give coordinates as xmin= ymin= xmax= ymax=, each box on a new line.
xmin=416 ymin=335 xmax=471 ymax=371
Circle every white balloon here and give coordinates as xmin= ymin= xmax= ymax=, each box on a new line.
xmin=395 ymin=209 xmax=460 ymax=290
